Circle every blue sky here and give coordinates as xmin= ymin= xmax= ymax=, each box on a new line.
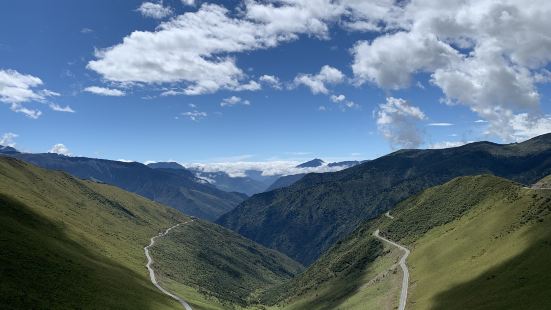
xmin=1 ymin=0 xmax=551 ymax=171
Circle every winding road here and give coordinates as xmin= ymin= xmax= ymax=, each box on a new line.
xmin=145 ymin=220 xmax=194 ymax=310
xmin=373 ymin=229 xmax=410 ymax=310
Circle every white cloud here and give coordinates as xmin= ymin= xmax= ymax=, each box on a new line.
xmin=428 ymin=122 xmax=453 ymax=126
xmin=259 ymin=74 xmax=282 ymax=89
xmin=349 ymin=0 xmax=551 ymax=142
xmin=0 ymin=132 xmax=18 ymax=147
xmin=220 ymin=96 xmax=250 ymax=107
xmin=428 ymin=140 xmax=470 ymax=149
xmin=376 ymin=97 xmax=426 ymax=149
xmin=48 ymin=103 xmax=75 ymax=113
xmin=137 ymin=2 xmax=173 ymax=19
xmin=49 ymin=143 xmax=71 ymax=156
xmin=81 ymin=28 xmax=94 ymax=34
xmin=0 ymin=69 xmax=59 ymax=118
xmin=182 ymin=110 xmax=207 ymax=121
xmin=294 ymin=65 xmax=344 ymax=94
xmin=181 ymin=0 xmax=195 ymax=6
xmin=330 ymin=94 xmax=357 ymax=108
xmin=186 ymin=160 xmax=350 ymax=178
xmin=84 ymin=86 xmax=125 ymax=96
xmin=88 ymin=3 xmax=340 ymax=95
xmin=86 ymin=1 xmax=354 ymax=96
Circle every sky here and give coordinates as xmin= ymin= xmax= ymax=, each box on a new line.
xmin=1 ymin=0 xmax=551 ymax=174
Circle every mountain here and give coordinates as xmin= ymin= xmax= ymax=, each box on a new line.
xmin=148 ymin=162 xmax=268 ymax=196
xmin=218 ymin=133 xmax=551 ymax=265
xmin=260 ymin=175 xmax=551 ymax=309
xmin=266 ymin=160 xmax=362 ymax=192
xmin=328 ymin=160 xmax=361 ymax=167
xmin=190 ymin=169 xmax=268 ymax=196
xmin=0 ymin=151 xmax=245 ymax=220
xmin=296 ymin=158 xmax=324 ymax=168
xmin=266 ymin=173 xmax=306 ymax=191
xmin=0 ymin=157 xmax=303 ymax=309
xmin=147 ymin=161 xmax=187 ymax=170
xmin=0 ymin=145 xmax=19 ymax=155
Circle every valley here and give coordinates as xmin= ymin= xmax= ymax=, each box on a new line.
xmin=2 ymin=137 xmax=551 ymax=309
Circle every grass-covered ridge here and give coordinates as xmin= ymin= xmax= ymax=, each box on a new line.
xmin=0 ymin=156 xmax=189 ymax=309
xmin=378 ymin=174 xmax=551 ymax=309
xmin=262 ymin=174 xmax=551 ymax=309
xmin=218 ymin=133 xmax=551 ymax=265
xmin=151 ymin=220 xmax=303 ymax=309
xmin=0 ymin=157 xmax=305 ymax=310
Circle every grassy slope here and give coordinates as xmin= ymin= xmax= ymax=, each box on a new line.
xmin=391 ymin=176 xmax=551 ymax=309
xmin=218 ymin=134 xmax=551 ymax=265
xmin=377 ymin=175 xmax=551 ymax=309
xmin=5 ymin=152 xmax=245 ymax=220
xmin=0 ymin=157 xmax=189 ymax=309
xmin=151 ymin=220 xmax=303 ymax=309
xmin=0 ymin=157 xmax=304 ymax=310
xmin=264 ymin=175 xmax=551 ymax=310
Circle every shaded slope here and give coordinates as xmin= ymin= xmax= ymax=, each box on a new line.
xmin=265 ymin=174 xmax=306 ymax=191
xmin=1 ymin=152 xmax=244 ymax=220
xmin=0 ymin=157 xmax=188 ymax=309
xmin=218 ymin=134 xmax=551 ymax=265
xmin=0 ymin=157 xmax=303 ymax=310
xmin=152 ymin=220 xmax=303 ymax=309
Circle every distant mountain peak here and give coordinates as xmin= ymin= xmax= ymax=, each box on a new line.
xmin=296 ymin=158 xmax=325 ymax=168
xmin=0 ymin=145 xmax=20 ymax=155
xmin=147 ymin=161 xmax=186 ymax=170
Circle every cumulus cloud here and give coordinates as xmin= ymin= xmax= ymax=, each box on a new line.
xmin=349 ymin=0 xmax=551 ymax=141
xmin=259 ymin=75 xmax=282 ymax=89
xmin=49 ymin=143 xmax=71 ymax=156
xmin=376 ymin=97 xmax=426 ymax=149
xmin=181 ymin=0 xmax=195 ymax=6
xmin=330 ymin=94 xmax=357 ymax=108
xmin=294 ymin=65 xmax=344 ymax=94
xmin=137 ymin=2 xmax=173 ymax=19
xmin=220 ymin=96 xmax=250 ymax=107
xmin=181 ymin=110 xmax=207 ymax=121
xmin=84 ymin=86 xmax=125 ymax=96
xmin=0 ymin=132 xmax=18 ymax=147
xmin=87 ymin=3 xmax=345 ymax=96
xmin=0 ymin=69 xmax=60 ymax=118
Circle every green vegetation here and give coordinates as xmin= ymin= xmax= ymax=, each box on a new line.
xmin=151 ymin=220 xmax=303 ymax=309
xmin=218 ymin=134 xmax=551 ymax=265
xmin=0 ymin=157 xmax=305 ymax=310
xmin=5 ymin=152 xmax=246 ymax=220
xmin=376 ymin=174 xmax=551 ymax=309
xmin=0 ymin=156 xmax=188 ymax=309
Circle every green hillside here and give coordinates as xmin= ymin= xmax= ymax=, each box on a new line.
xmin=151 ymin=221 xmax=303 ymax=309
xmin=379 ymin=175 xmax=551 ymax=309
xmin=218 ymin=133 xmax=551 ymax=265
xmin=0 ymin=156 xmax=188 ymax=309
xmin=261 ymin=175 xmax=551 ymax=309
xmin=0 ymin=157 xmax=302 ymax=309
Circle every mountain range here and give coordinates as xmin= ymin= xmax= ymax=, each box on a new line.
xmin=0 ymin=148 xmax=245 ymax=220
xmin=0 ymin=157 xmax=302 ymax=309
xmin=3 ymin=134 xmax=551 ymax=309
xmin=218 ymin=134 xmax=551 ymax=265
